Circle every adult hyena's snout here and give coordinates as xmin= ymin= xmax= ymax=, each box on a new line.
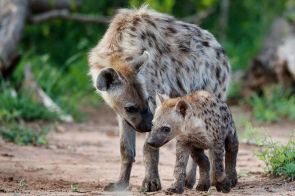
xmin=135 ymin=107 xmax=153 ymax=132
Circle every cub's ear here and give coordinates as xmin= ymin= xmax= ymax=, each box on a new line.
xmin=156 ymin=93 xmax=169 ymax=107
xmin=96 ymin=68 xmax=123 ymax=91
xmin=175 ymin=99 xmax=189 ymax=118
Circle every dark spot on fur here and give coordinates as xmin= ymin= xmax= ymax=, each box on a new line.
xmin=125 ymin=56 xmax=133 ymax=61
xmin=132 ymin=17 xmax=141 ymax=26
xmin=147 ymin=31 xmax=156 ymax=41
xmin=146 ymin=19 xmax=157 ymax=28
xmin=202 ymin=41 xmax=210 ymax=47
xmin=167 ymin=26 xmax=177 ymax=34
xmin=169 ymin=88 xmax=180 ymax=98
xmin=216 ymin=67 xmax=221 ymax=80
xmin=176 ymin=77 xmax=186 ymax=94
xmin=140 ymin=32 xmax=146 ymax=40
xmin=130 ymin=26 xmax=136 ymax=32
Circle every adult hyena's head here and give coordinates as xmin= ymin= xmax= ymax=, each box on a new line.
xmin=89 ymin=52 xmax=152 ymax=133
xmin=147 ymin=94 xmax=191 ymax=147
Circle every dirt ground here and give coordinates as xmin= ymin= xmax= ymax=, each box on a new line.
xmin=0 ymin=105 xmax=294 ymax=195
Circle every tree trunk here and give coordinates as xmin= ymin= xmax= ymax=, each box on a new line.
xmin=0 ymin=0 xmax=28 ymax=77
xmin=242 ymin=18 xmax=295 ymax=96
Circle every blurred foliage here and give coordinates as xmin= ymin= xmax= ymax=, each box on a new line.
xmin=0 ymin=82 xmax=58 ymax=123
xmin=239 ymin=122 xmax=265 ymax=146
xmin=0 ymin=124 xmax=50 ymax=146
xmin=258 ymin=137 xmax=295 ymax=180
xmin=247 ymin=86 xmax=295 ymax=122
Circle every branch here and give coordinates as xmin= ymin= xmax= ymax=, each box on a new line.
xmin=23 ymin=64 xmax=73 ymax=122
xmin=183 ymin=6 xmax=215 ymax=25
xmin=29 ymin=9 xmax=110 ymax=24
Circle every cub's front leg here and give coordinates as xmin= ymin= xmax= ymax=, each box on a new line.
xmin=166 ymin=141 xmax=189 ymax=194
xmin=209 ymin=142 xmax=231 ymax=193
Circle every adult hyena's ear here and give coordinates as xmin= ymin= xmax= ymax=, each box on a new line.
xmin=96 ymin=67 xmax=124 ymax=91
xmin=128 ymin=51 xmax=150 ymax=74
xmin=175 ymin=99 xmax=189 ymax=118
xmin=156 ymin=93 xmax=169 ymax=107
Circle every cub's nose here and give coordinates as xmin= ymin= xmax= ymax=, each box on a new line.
xmin=147 ymin=137 xmax=155 ymax=146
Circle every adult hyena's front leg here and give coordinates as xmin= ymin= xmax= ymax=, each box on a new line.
xmin=104 ymin=116 xmax=136 ymax=191
xmin=142 ymin=132 xmax=161 ymax=192
xmin=166 ymin=141 xmax=189 ymax=194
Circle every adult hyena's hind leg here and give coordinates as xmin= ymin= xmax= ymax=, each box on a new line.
xmin=225 ymin=129 xmax=239 ymax=188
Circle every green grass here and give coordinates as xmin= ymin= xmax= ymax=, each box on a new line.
xmin=0 ymin=84 xmax=59 ymax=123
xmin=0 ymin=124 xmax=50 ymax=146
xmin=247 ymin=86 xmax=295 ymax=122
xmin=71 ymin=183 xmax=79 ymax=192
xmin=258 ymin=137 xmax=295 ymax=180
xmin=239 ymin=122 xmax=266 ymax=146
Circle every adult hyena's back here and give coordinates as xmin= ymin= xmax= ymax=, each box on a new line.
xmin=89 ymin=6 xmax=230 ymax=109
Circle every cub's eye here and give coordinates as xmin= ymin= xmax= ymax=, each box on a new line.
xmin=160 ymin=126 xmax=171 ymax=133
xmin=124 ymin=105 xmax=139 ymax=113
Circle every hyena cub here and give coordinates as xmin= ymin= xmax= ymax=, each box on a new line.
xmin=147 ymin=91 xmax=239 ymax=193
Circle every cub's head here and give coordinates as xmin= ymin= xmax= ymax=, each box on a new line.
xmin=147 ymin=94 xmax=191 ymax=147
xmin=90 ymin=65 xmax=152 ymax=133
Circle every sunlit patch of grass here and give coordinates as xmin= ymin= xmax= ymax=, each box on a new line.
xmin=71 ymin=183 xmax=79 ymax=192
xmin=247 ymin=86 xmax=295 ymax=122
xmin=258 ymin=136 xmax=295 ymax=181
xmin=239 ymin=122 xmax=266 ymax=146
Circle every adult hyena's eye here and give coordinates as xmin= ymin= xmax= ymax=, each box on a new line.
xmin=160 ymin=126 xmax=171 ymax=133
xmin=124 ymin=105 xmax=139 ymax=113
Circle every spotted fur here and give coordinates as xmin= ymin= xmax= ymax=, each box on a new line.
xmin=148 ymin=91 xmax=239 ymax=193
xmin=88 ymin=6 xmax=231 ymax=192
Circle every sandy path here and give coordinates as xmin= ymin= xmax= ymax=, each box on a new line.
xmin=0 ymin=105 xmax=294 ymax=195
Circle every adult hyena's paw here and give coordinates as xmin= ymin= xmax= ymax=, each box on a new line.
xmin=142 ymin=177 xmax=161 ymax=192
xmin=229 ymin=176 xmax=238 ymax=188
xmin=185 ymin=174 xmax=196 ymax=189
xmin=196 ymin=179 xmax=210 ymax=192
xmin=215 ymin=178 xmax=231 ymax=193
xmin=103 ymin=181 xmax=129 ymax=192
xmin=165 ymin=184 xmax=184 ymax=194
xmin=227 ymin=171 xmax=238 ymax=188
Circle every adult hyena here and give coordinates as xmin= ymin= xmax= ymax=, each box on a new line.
xmin=88 ymin=6 xmax=230 ymax=192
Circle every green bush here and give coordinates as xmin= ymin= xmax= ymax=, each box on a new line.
xmin=0 ymin=124 xmax=50 ymax=146
xmin=258 ymin=138 xmax=295 ymax=180
xmin=247 ymin=86 xmax=295 ymax=122
xmin=0 ymin=85 xmax=58 ymax=123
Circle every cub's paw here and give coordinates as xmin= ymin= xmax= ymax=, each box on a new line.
xmin=103 ymin=181 xmax=128 ymax=192
xmin=185 ymin=174 xmax=196 ymax=189
xmin=196 ymin=180 xmax=210 ymax=192
xmin=142 ymin=177 xmax=161 ymax=192
xmin=165 ymin=185 xmax=184 ymax=194
xmin=215 ymin=178 xmax=231 ymax=193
